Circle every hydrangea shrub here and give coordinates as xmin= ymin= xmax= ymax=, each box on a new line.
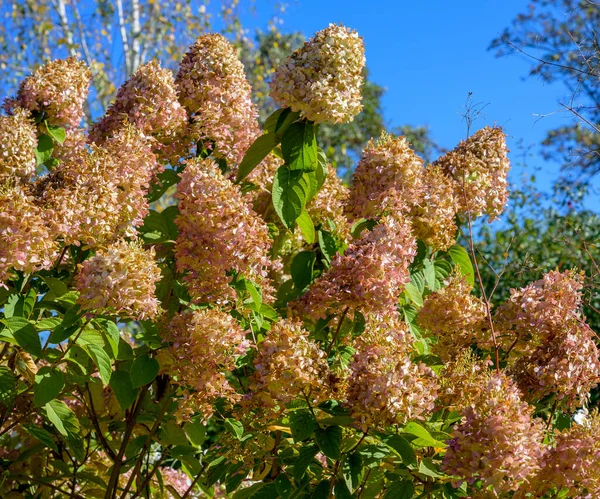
xmin=0 ymin=23 xmax=599 ymax=498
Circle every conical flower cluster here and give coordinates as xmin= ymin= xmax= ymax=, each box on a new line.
xmin=0 ymin=182 xmax=57 ymax=284
xmin=293 ymin=214 xmax=416 ymax=322
xmin=250 ymin=319 xmax=330 ymax=410
xmin=347 ymin=132 xmax=424 ymax=220
xmin=176 ymin=34 xmax=260 ymax=167
xmin=166 ymin=308 xmax=249 ymax=419
xmin=496 ymin=270 xmax=600 ymax=406
xmin=418 ymin=271 xmax=487 ymax=361
xmin=33 ymin=126 xmax=159 ymax=247
xmin=270 ymin=24 xmax=365 ymax=124
xmin=443 ymin=371 xmax=544 ymax=494
xmin=347 ymin=315 xmax=438 ymax=431
xmin=433 ymin=126 xmax=509 ymax=221
xmin=175 ymin=158 xmax=272 ymax=304
xmin=89 ymin=60 xmax=186 ymax=147
xmin=0 ymin=108 xmax=37 ymax=181
xmin=8 ymin=57 xmax=91 ymax=128
xmin=76 ymin=239 xmax=161 ymax=319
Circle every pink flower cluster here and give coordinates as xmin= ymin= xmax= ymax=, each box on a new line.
xmin=175 ymin=158 xmax=272 ymax=304
xmin=76 ymin=239 xmax=161 ymax=319
xmin=7 ymin=57 xmax=91 ymax=128
xmin=0 ymin=108 xmax=37 ymax=180
xmin=293 ymin=214 xmax=416 ymax=321
xmin=89 ymin=61 xmax=186 ymax=149
xmin=176 ymin=34 xmax=260 ymax=168
xmin=167 ymin=308 xmax=250 ymax=419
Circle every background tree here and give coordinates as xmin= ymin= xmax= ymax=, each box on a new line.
xmin=490 ymin=0 xmax=600 ymax=183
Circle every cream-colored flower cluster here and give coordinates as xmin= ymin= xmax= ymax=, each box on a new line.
xmin=433 ymin=126 xmax=509 ymax=221
xmin=76 ymin=239 xmax=161 ymax=320
xmin=176 ymin=34 xmax=260 ymax=167
xmin=0 ymin=108 xmax=37 ymax=181
xmin=89 ymin=61 xmax=186 ymax=147
xmin=418 ymin=271 xmax=487 ymax=361
xmin=167 ymin=308 xmax=250 ymax=420
xmin=293 ymin=214 xmax=416 ymax=322
xmin=269 ymin=24 xmax=365 ymax=124
xmin=8 ymin=56 xmax=91 ymax=128
xmin=347 ymin=132 xmax=424 ymax=219
xmin=250 ymin=319 xmax=330 ymax=410
xmin=175 ymin=158 xmax=272 ymax=304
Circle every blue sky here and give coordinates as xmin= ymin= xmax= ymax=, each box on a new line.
xmin=234 ymin=0 xmax=598 ymax=206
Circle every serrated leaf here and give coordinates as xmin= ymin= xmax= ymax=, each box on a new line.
xmin=385 ymin=479 xmax=415 ymax=498
xmin=45 ymin=399 xmax=79 ymax=437
xmin=281 ymin=121 xmax=317 ymax=172
xmin=315 ymin=425 xmax=342 ymax=460
xmin=293 ymin=444 xmax=319 ymax=481
xmin=130 ymin=354 xmax=159 ymax=388
xmin=297 ymin=210 xmax=315 ymax=243
xmin=83 ymin=343 xmax=112 ymax=385
xmin=318 ymin=229 xmax=338 ymax=265
xmin=34 ymin=367 xmax=65 ymax=406
xmin=236 ymin=133 xmax=279 ymax=182
xmin=289 ymin=410 xmax=316 ymax=442
xmin=225 ymin=418 xmax=244 ymax=440
xmin=109 ymin=370 xmax=138 ymax=410
xmin=404 ymin=282 xmax=423 ymax=307
xmin=94 ymin=319 xmax=119 ymax=358
xmin=4 ymin=317 xmax=41 ymax=356
xmin=423 ymin=259 xmax=436 ymax=290
xmin=448 ymin=244 xmax=475 ymax=287
xmin=272 ymin=166 xmax=309 ymax=229
xmin=24 ymin=425 xmax=59 ymax=453
xmin=290 ymin=251 xmax=316 ymax=291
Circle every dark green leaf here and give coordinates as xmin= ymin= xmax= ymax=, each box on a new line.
xmin=24 ymin=424 xmax=59 ymax=453
xmin=274 ymin=108 xmax=300 ymax=135
xmin=225 ymin=418 xmax=244 ymax=440
xmin=294 ymin=444 xmax=319 ymax=482
xmin=312 ymin=480 xmax=330 ymax=499
xmin=384 ymin=435 xmax=417 ymax=465
xmin=334 ymin=480 xmax=353 ymax=499
xmin=385 ymin=479 xmax=415 ymax=498
xmin=289 ymin=410 xmax=317 ymax=442
xmin=272 ymin=166 xmax=309 ymax=229
xmin=0 ymin=366 xmax=17 ymax=409
xmin=94 ymin=319 xmax=119 ymax=358
xmin=5 ymin=317 xmax=41 ymax=356
xmin=282 ymin=121 xmax=317 ymax=172
xmin=318 ymin=229 xmax=338 ymax=265
xmin=290 ymin=251 xmax=316 ymax=291
xmin=315 ymin=425 xmax=342 ymax=460
xmin=344 ymin=452 xmax=363 ymax=492
xmin=130 ymin=354 xmax=159 ymax=388
xmin=236 ymin=133 xmax=279 ymax=182
xmin=109 ymin=370 xmax=138 ymax=411
xmin=35 ymin=134 xmax=54 ymax=165
xmin=34 ymin=367 xmax=65 ymax=406
xmin=44 ymin=399 xmax=79 ymax=436
xmin=42 ymin=276 xmax=69 ymax=298
xmin=418 ymin=457 xmax=445 ymax=478
xmin=83 ymin=343 xmax=112 ymax=385
xmin=147 ymin=169 xmax=181 ymax=202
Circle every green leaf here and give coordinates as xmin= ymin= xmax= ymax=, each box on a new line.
xmin=297 ymin=210 xmax=316 ymax=243
xmin=404 ymin=282 xmax=423 ymax=307
xmin=50 ymin=307 xmax=82 ymax=343
xmin=184 ymin=420 xmax=206 ymax=446
xmin=159 ymin=421 xmax=189 ymax=446
xmin=130 ymin=354 xmax=159 ymax=388
xmin=385 ymin=480 xmax=415 ymax=498
xmin=94 ymin=319 xmax=119 ymax=358
xmin=315 ymin=425 xmax=342 ymax=460
xmin=306 ymin=149 xmax=329 ymax=202
xmin=225 ymin=418 xmax=244 ymax=440
xmin=294 ymin=445 xmax=319 ymax=482
xmin=44 ymin=399 xmax=79 ymax=437
xmin=147 ymin=169 xmax=181 ymax=202
xmin=24 ymin=425 xmax=59 ymax=453
xmin=402 ymin=422 xmax=447 ymax=448
xmin=289 ymin=410 xmax=317 ymax=442
xmin=275 ymin=475 xmax=292 ymax=497
xmin=45 ymin=122 xmax=66 ymax=144
xmin=274 ymin=108 xmax=300 ymax=135
xmin=4 ymin=317 xmax=41 ymax=356
xmin=34 ymin=367 xmax=65 ymax=406
xmin=418 ymin=457 xmax=445 ymax=478
xmin=83 ymin=343 xmax=112 ymax=385
xmin=236 ymin=133 xmax=279 ymax=182
xmin=42 ymin=276 xmax=69 ymax=298
xmin=312 ymin=480 xmax=330 ymax=499
xmin=0 ymin=366 xmax=17 ymax=409
xmin=344 ymin=452 xmax=363 ymax=492
xmin=281 ymin=121 xmax=317 ymax=172
xmin=423 ymin=259 xmax=436 ymax=290
xmin=35 ymin=134 xmax=54 ymax=165
xmin=109 ymin=370 xmax=138 ymax=411
xmin=334 ymin=480 xmax=353 ymax=499
xmin=290 ymin=251 xmax=316 ymax=291
xmin=384 ymin=435 xmax=417 ymax=465
xmin=318 ymin=229 xmax=338 ymax=265
xmin=272 ymin=166 xmax=309 ymax=229
xmin=448 ymin=244 xmax=475 ymax=287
